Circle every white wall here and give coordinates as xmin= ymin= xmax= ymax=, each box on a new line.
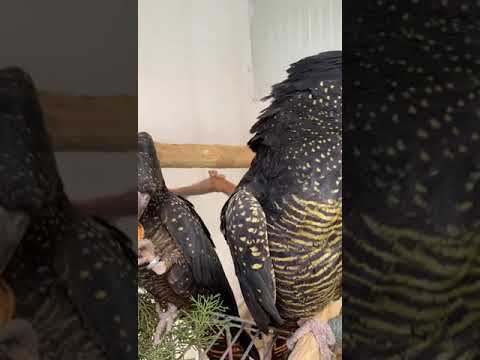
xmin=139 ymin=0 xmax=257 ymax=144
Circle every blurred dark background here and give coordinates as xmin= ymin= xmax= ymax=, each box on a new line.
xmin=1 ymin=0 xmax=137 ymax=240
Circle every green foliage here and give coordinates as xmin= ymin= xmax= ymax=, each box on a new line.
xmin=138 ymin=289 xmax=159 ymax=357
xmin=138 ymin=289 xmax=229 ymax=360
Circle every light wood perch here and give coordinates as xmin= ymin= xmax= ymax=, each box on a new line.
xmin=154 ymin=143 xmax=254 ymax=169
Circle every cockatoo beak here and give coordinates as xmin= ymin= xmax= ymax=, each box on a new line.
xmin=138 ymin=192 xmax=151 ymax=220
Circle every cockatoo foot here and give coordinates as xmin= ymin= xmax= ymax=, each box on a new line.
xmin=286 ymin=319 xmax=335 ymax=360
xmin=153 ymin=303 xmax=178 ymax=344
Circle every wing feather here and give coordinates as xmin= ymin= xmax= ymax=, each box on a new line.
xmin=221 ymin=189 xmax=284 ymax=332
xmin=54 ymin=216 xmax=137 ymax=360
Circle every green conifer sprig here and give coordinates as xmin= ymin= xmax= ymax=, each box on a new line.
xmin=139 ymin=289 xmax=229 ymax=360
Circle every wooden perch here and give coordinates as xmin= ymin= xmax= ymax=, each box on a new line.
xmin=39 ymin=91 xmax=255 ymax=168
xmin=39 ymin=91 xmax=137 ymax=151
xmin=155 ymin=143 xmax=255 ymax=169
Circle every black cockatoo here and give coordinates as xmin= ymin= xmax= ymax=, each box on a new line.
xmin=0 ymin=67 xmax=137 ymax=359
xmin=137 ymin=132 xmax=259 ymax=360
xmin=221 ymin=51 xmax=342 ymax=359
xmin=343 ymin=1 xmax=480 ymax=359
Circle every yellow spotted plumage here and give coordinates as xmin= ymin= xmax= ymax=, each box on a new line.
xmin=0 ymin=67 xmax=137 ymax=359
xmin=138 ymin=132 xmax=260 ymax=360
xmin=344 ymin=2 xmax=480 ymax=358
xmin=221 ymin=51 xmax=342 ymax=348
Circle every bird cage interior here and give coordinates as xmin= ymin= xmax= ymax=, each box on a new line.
xmin=1 ymin=1 xmax=342 ymax=360
xmin=137 ymin=1 xmax=342 ymax=358
xmin=3 ymin=1 xmax=479 ymax=359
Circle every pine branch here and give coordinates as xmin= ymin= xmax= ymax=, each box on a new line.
xmin=138 ymin=289 xmax=230 ymax=360
xmin=138 ymin=289 xmax=159 ymax=357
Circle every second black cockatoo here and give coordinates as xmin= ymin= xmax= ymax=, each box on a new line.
xmin=221 ymin=51 xmax=342 ymax=359
xmin=137 ymin=132 xmax=259 ymax=360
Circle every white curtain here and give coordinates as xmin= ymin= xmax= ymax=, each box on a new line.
xmin=249 ymin=0 xmax=342 ymax=99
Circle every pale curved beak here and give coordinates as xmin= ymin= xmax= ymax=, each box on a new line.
xmin=0 ymin=206 xmax=30 ymax=274
xmin=138 ymin=192 xmax=151 ymax=220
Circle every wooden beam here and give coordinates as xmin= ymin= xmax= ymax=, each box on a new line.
xmin=155 ymin=143 xmax=255 ymax=168
xmin=39 ymin=91 xmax=137 ymax=151
xmin=38 ymin=92 xmax=255 ymax=168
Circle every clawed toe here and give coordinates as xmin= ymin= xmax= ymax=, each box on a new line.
xmin=287 ymin=319 xmax=335 ymax=360
xmin=153 ymin=303 xmax=178 ymax=344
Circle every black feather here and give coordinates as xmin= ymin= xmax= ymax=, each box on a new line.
xmin=222 ymin=51 xmax=342 ymax=342
xmin=221 ymin=190 xmax=284 ymax=332
xmin=138 ymin=132 xmax=260 ymax=360
xmin=1 ymin=66 xmax=137 ymax=360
